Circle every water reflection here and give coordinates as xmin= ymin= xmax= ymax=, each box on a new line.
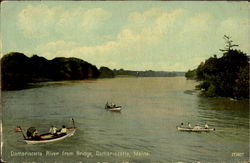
xmin=197 ymin=97 xmax=249 ymax=127
xmin=2 ymin=77 xmax=249 ymax=163
xmin=196 ymin=96 xmax=249 ymax=159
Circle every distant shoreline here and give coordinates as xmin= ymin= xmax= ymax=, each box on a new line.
xmin=1 ymin=52 xmax=185 ymax=90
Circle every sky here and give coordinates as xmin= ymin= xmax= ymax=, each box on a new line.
xmin=0 ymin=1 xmax=249 ymax=71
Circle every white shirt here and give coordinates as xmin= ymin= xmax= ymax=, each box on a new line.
xmin=50 ymin=127 xmax=57 ymax=134
xmin=193 ymin=126 xmax=201 ymax=129
xmin=32 ymin=130 xmax=38 ymax=137
xmin=205 ymin=124 xmax=209 ymax=128
xmin=60 ymin=128 xmax=67 ymax=134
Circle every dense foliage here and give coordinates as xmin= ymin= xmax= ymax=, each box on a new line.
xmin=113 ymin=69 xmax=185 ymax=77
xmin=99 ymin=66 xmax=115 ymax=78
xmin=186 ymin=36 xmax=249 ymax=99
xmin=1 ymin=52 xmax=100 ymax=90
xmin=185 ymin=69 xmax=197 ymax=79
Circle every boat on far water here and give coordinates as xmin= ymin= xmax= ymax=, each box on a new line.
xmin=177 ymin=126 xmax=215 ymax=132
xmin=105 ymin=102 xmax=122 ymax=112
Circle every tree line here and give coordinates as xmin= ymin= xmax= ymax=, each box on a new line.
xmin=185 ymin=35 xmax=249 ymax=99
xmin=113 ymin=69 xmax=185 ymax=77
xmin=1 ymin=51 xmax=187 ymax=90
xmin=1 ymin=52 xmax=114 ymax=90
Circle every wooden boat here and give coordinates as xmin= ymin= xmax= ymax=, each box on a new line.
xmin=20 ymin=119 xmax=76 ymax=144
xmin=177 ymin=126 xmax=215 ymax=132
xmin=24 ymin=127 xmax=76 ymax=144
xmin=105 ymin=102 xmax=122 ymax=112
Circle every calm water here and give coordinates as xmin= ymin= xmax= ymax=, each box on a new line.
xmin=1 ymin=77 xmax=249 ymax=163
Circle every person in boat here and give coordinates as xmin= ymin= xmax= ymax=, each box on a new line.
xmin=106 ymin=102 xmax=111 ymax=109
xmin=193 ymin=125 xmax=202 ymax=130
xmin=58 ymin=125 xmax=67 ymax=135
xmin=204 ymin=122 xmax=209 ymax=129
xmin=33 ymin=131 xmax=41 ymax=140
xmin=49 ymin=125 xmax=58 ymax=135
xmin=188 ymin=122 xmax=192 ymax=128
xmin=26 ymin=127 xmax=40 ymax=139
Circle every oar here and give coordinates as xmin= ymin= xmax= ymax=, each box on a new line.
xmin=72 ymin=118 xmax=75 ymax=128
xmin=19 ymin=126 xmax=27 ymax=139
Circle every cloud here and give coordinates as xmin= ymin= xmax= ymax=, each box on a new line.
xmin=127 ymin=8 xmax=184 ymax=37
xmin=37 ymin=40 xmax=80 ymax=58
xmin=36 ymin=8 xmax=187 ymax=70
xmin=31 ymin=6 xmax=248 ymax=71
xmin=218 ymin=18 xmax=249 ymax=54
xmin=82 ymin=8 xmax=112 ymax=29
xmin=55 ymin=7 xmax=111 ymax=39
xmin=17 ymin=5 xmax=112 ymax=39
xmin=17 ymin=4 xmax=60 ymax=38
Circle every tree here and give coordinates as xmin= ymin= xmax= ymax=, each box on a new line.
xmin=234 ymin=66 xmax=249 ymax=98
xmin=188 ymin=36 xmax=249 ymax=99
xmin=219 ymin=35 xmax=239 ymax=52
xmin=99 ymin=67 xmax=115 ymax=78
xmin=1 ymin=53 xmax=101 ymax=90
xmin=185 ymin=69 xmax=196 ymax=79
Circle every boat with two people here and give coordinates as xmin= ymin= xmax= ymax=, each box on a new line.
xmin=177 ymin=122 xmax=215 ymax=132
xmin=18 ymin=118 xmax=77 ymax=144
xmin=105 ymin=102 xmax=122 ymax=112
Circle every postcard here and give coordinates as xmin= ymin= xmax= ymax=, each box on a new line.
xmin=0 ymin=1 xmax=249 ymax=163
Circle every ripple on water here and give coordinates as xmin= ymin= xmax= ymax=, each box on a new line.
xmin=2 ymin=77 xmax=249 ymax=163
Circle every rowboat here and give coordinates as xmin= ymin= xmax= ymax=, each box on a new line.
xmin=106 ymin=106 xmax=122 ymax=111
xmin=20 ymin=118 xmax=76 ymax=144
xmin=177 ymin=126 xmax=215 ymax=132
xmin=105 ymin=102 xmax=122 ymax=112
xmin=24 ymin=127 xmax=76 ymax=144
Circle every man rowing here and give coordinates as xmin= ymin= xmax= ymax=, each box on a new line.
xmin=187 ymin=122 xmax=192 ymax=129
xmin=193 ymin=125 xmax=202 ymax=130
xmin=26 ymin=127 xmax=41 ymax=140
xmin=49 ymin=125 xmax=58 ymax=135
xmin=205 ymin=122 xmax=209 ymax=129
xmin=58 ymin=125 xmax=67 ymax=135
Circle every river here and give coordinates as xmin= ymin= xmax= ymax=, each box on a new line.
xmin=1 ymin=77 xmax=249 ymax=163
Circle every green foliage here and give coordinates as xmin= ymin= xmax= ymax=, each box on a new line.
xmin=1 ymin=52 xmax=32 ymax=89
xmin=1 ymin=52 xmax=100 ymax=90
xmin=185 ymin=69 xmax=197 ymax=79
xmin=234 ymin=66 xmax=249 ymax=98
xmin=192 ymin=36 xmax=249 ymax=99
xmin=196 ymin=80 xmax=210 ymax=90
xmin=204 ymin=84 xmax=217 ymax=97
xmin=113 ymin=69 xmax=183 ymax=77
xmin=99 ymin=67 xmax=115 ymax=78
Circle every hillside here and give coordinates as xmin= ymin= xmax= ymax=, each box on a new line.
xmin=185 ymin=36 xmax=249 ymax=99
xmin=1 ymin=52 xmax=100 ymax=90
xmin=113 ymin=69 xmax=185 ymax=77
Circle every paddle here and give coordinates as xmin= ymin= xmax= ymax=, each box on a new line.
xmin=18 ymin=126 xmax=27 ymax=139
xmin=72 ymin=118 xmax=75 ymax=128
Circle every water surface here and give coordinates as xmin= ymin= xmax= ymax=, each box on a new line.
xmin=2 ymin=77 xmax=249 ymax=163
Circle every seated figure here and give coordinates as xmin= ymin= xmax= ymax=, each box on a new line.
xmin=58 ymin=125 xmax=67 ymax=135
